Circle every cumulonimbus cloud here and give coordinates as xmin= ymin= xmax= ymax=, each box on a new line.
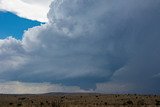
xmin=0 ymin=0 xmax=160 ymax=94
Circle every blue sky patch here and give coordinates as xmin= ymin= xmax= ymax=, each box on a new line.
xmin=0 ymin=12 xmax=41 ymax=39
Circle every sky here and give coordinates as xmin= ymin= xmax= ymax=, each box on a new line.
xmin=0 ymin=11 xmax=41 ymax=39
xmin=0 ymin=0 xmax=160 ymax=94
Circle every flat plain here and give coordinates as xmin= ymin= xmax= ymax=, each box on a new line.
xmin=0 ymin=93 xmax=160 ymax=107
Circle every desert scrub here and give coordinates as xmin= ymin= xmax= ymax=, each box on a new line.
xmin=52 ymin=100 xmax=61 ymax=107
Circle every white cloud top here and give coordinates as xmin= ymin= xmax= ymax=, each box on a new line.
xmin=0 ymin=0 xmax=52 ymax=22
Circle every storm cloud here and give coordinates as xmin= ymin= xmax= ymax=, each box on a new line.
xmin=0 ymin=0 xmax=160 ymax=93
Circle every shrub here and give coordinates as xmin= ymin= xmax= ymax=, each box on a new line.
xmin=123 ymin=100 xmax=133 ymax=105
xmin=9 ymin=103 xmax=13 ymax=105
xmin=17 ymin=103 xmax=22 ymax=106
xmin=18 ymin=97 xmax=26 ymax=100
xmin=52 ymin=100 xmax=61 ymax=107
xmin=137 ymin=99 xmax=145 ymax=105
xmin=104 ymin=102 xmax=107 ymax=105
xmin=40 ymin=102 xmax=44 ymax=105
xmin=155 ymin=100 xmax=160 ymax=105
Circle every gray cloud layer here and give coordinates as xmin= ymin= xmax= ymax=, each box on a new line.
xmin=0 ymin=0 xmax=160 ymax=93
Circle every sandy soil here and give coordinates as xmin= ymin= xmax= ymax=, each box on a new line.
xmin=0 ymin=93 xmax=160 ymax=107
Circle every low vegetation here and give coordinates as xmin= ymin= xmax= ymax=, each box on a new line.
xmin=0 ymin=93 xmax=159 ymax=107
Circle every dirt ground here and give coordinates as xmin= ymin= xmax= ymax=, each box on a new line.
xmin=0 ymin=93 xmax=160 ymax=107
